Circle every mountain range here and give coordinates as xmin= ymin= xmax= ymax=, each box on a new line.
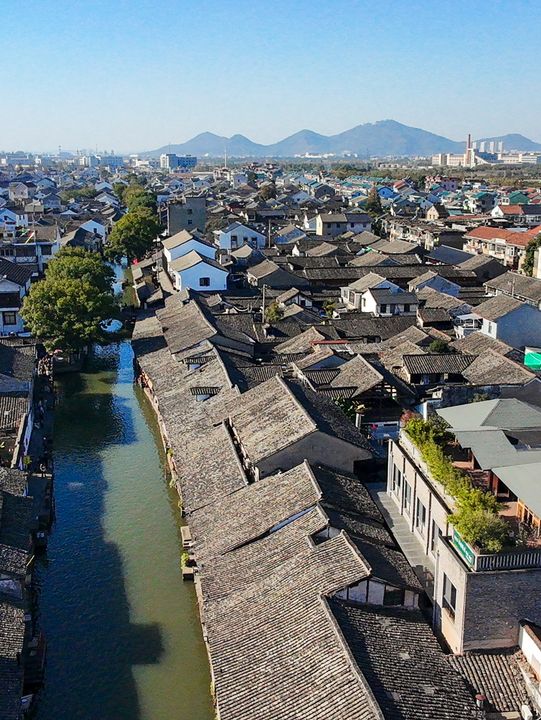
xmin=146 ymin=120 xmax=541 ymax=159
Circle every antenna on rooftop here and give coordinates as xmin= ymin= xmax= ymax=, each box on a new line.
xmin=224 ymin=145 xmax=228 ymax=170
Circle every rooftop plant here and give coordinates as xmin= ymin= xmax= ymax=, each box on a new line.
xmin=404 ymin=416 xmax=510 ymax=553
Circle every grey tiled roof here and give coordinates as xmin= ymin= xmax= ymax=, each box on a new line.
xmin=0 ymin=342 xmax=36 ymax=383
xmin=473 ymin=294 xmax=524 ymax=321
xmin=200 ymin=510 xmax=378 ymax=720
xmin=450 ymin=331 xmax=515 ymax=358
xmin=448 ymin=651 xmax=526 ymax=714
xmin=403 ymin=353 xmax=474 ymax=375
xmin=331 ymin=600 xmax=481 ymax=720
xmin=462 ymin=349 xmax=535 ymax=386
xmin=287 ymin=379 xmax=373 ymax=452
xmin=0 ymin=600 xmax=24 ymax=720
xmin=485 ymin=271 xmax=541 ymax=304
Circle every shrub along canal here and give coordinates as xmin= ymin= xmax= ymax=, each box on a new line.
xmin=35 ymin=341 xmax=214 ymax=720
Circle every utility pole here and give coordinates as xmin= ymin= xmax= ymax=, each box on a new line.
xmin=262 ymin=283 xmax=266 ymax=321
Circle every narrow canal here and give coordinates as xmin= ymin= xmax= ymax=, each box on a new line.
xmin=35 ymin=341 xmax=214 ymax=720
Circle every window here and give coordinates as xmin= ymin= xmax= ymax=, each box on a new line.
xmin=383 ymin=586 xmax=405 ymax=606
xmin=415 ymin=498 xmax=427 ymax=536
xmin=2 ymin=311 xmax=17 ymax=326
xmin=187 ymin=208 xmax=193 ymax=215
xmin=430 ymin=519 xmax=441 ymax=554
xmin=380 ymin=303 xmax=387 ymax=314
xmin=187 ymin=219 xmax=193 ymax=226
xmin=199 ymin=277 xmax=210 ymax=287
xmin=404 ymin=304 xmax=411 ymax=312
xmin=442 ymin=574 xmax=457 ymax=620
xmin=392 ymin=465 xmax=402 ymax=495
xmin=403 ymin=479 xmax=412 ymax=514
xmin=231 ymin=234 xmax=238 ymax=243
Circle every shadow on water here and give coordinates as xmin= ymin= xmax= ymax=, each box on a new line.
xmin=35 ymin=343 xmax=163 ymax=720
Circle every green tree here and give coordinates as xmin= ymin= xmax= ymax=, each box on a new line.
xmin=264 ymin=301 xmax=283 ymax=324
xmin=123 ymin=183 xmax=157 ymax=213
xmin=45 ymin=247 xmax=115 ymax=293
xmin=258 ymin=183 xmax=276 ymax=201
xmin=59 ymin=187 xmax=98 ymax=204
xmin=522 ymin=234 xmax=541 ymax=277
xmin=365 ymin=186 xmax=383 ymax=216
xmin=323 ymin=300 xmax=336 ymax=318
xmin=113 ymin=182 xmax=128 ymax=203
xmin=428 ymin=339 xmax=451 ymax=353
xmin=21 ymin=250 xmax=117 ymax=351
xmin=105 ymin=208 xmax=161 ymax=263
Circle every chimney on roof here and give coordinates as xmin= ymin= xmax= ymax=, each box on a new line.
xmin=475 ymin=694 xmax=487 ymax=709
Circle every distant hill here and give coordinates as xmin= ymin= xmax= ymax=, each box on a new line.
xmin=146 ymin=120 xmax=539 ymax=158
xmin=476 ymin=133 xmax=541 ymax=152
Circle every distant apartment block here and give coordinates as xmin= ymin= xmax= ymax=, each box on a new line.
xmin=160 ymin=153 xmax=197 ymax=171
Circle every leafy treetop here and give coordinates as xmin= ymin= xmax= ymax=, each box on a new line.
xmin=522 ymin=234 xmax=541 ymax=277
xmin=105 ymin=207 xmax=161 ymax=263
xmin=21 ymin=248 xmax=118 ymax=352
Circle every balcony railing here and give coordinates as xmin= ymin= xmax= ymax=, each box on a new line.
xmin=400 ymin=433 xmax=541 ymax=572
xmin=450 ymin=529 xmax=541 ymax=572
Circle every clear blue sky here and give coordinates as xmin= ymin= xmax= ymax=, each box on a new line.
xmin=3 ymin=0 xmax=540 ymax=152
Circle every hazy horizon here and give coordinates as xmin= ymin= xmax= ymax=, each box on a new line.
xmin=3 ymin=0 xmax=541 ymax=153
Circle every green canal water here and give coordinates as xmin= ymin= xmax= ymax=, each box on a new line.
xmin=35 ymin=341 xmax=214 ymax=720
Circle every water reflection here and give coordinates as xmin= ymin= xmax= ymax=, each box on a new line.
xmin=35 ymin=342 xmax=213 ymax=720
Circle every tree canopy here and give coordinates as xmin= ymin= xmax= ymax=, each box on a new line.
xmin=522 ymin=233 xmax=541 ymax=277
xmin=365 ymin=186 xmax=383 ymax=216
xmin=58 ymin=187 xmax=98 ymax=204
xmin=44 ymin=247 xmax=115 ymax=293
xmin=21 ymin=249 xmax=118 ymax=352
xmin=123 ymin=183 xmax=157 ymax=213
xmin=428 ymin=339 xmax=451 ymax=353
xmin=264 ymin=301 xmax=283 ymax=324
xmin=105 ymin=207 xmax=161 ymax=263
xmin=258 ymin=183 xmax=277 ymax=201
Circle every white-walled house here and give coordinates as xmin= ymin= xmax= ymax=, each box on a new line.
xmin=163 ymin=230 xmax=216 ymax=264
xmin=80 ymin=219 xmax=108 ymax=239
xmin=361 ymin=287 xmax=418 ymax=317
xmin=0 ymin=209 xmax=28 ymax=237
xmin=341 ymin=273 xmax=400 ymax=311
xmin=0 ymin=260 xmax=33 ymax=334
xmin=214 ymin=222 xmax=266 ymax=251
xmin=8 ymin=183 xmax=31 ymax=203
xmin=316 ymin=212 xmax=371 ymax=237
xmin=168 ymin=251 xmax=228 ymax=292
xmin=473 ymin=295 xmax=541 ymax=349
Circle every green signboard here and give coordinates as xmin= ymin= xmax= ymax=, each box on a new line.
xmin=452 ymin=529 xmax=476 ymax=569
xmin=525 ymin=351 xmax=541 ymax=371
